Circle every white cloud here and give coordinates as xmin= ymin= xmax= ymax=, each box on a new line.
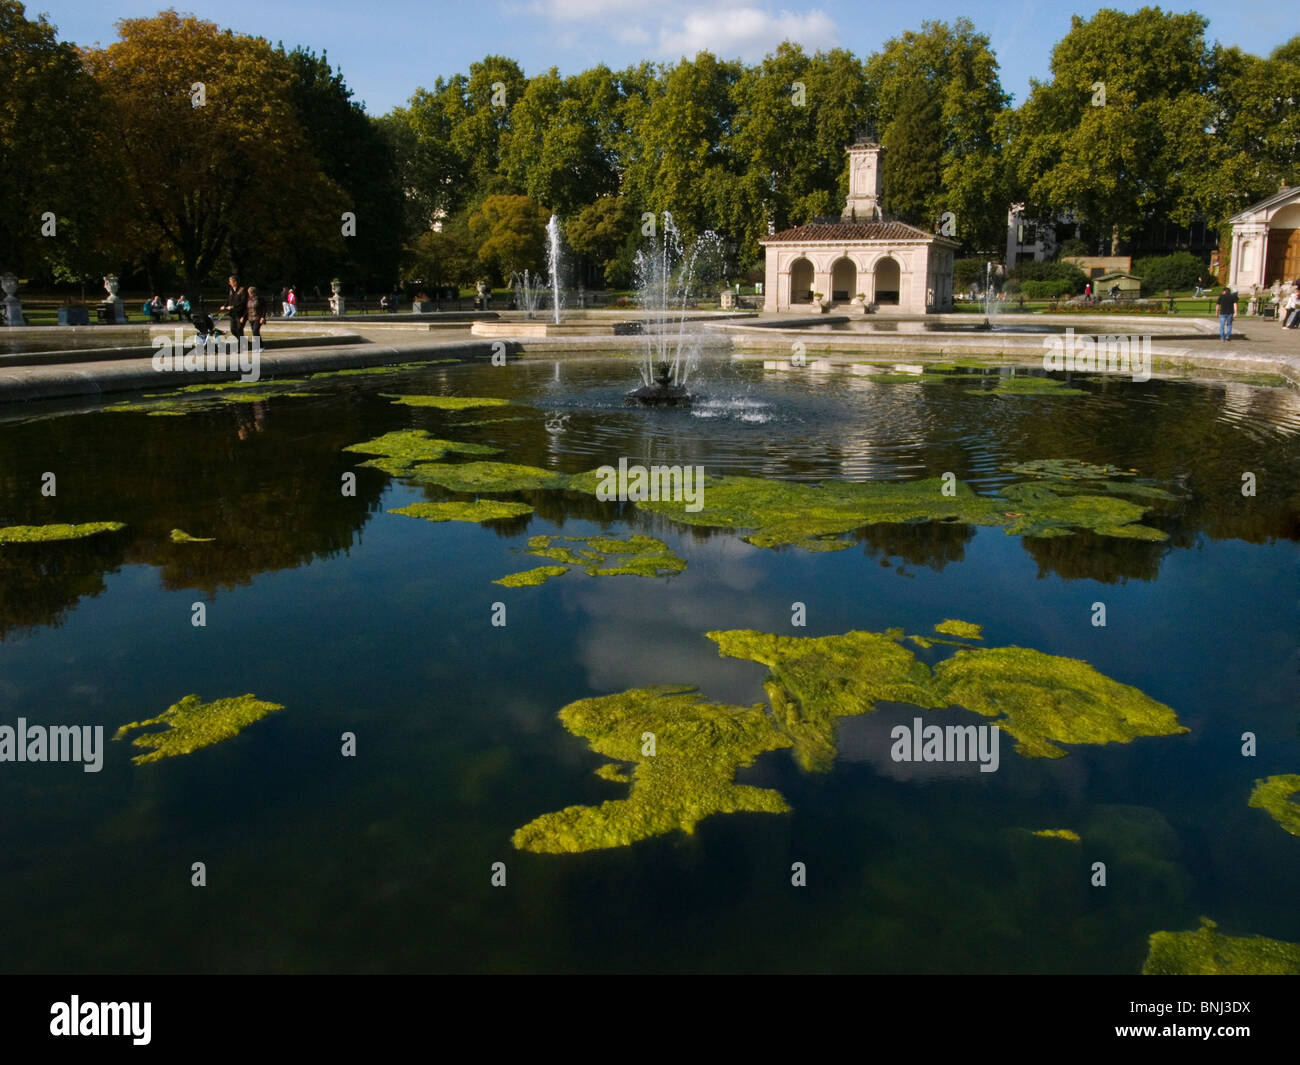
xmin=528 ymin=1 xmax=837 ymax=61
xmin=658 ymin=7 xmax=837 ymax=60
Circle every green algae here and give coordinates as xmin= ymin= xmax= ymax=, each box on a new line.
xmin=929 ymin=646 xmax=1188 ymax=759
xmin=1248 ymin=774 xmax=1300 ymax=837
xmin=935 ymin=619 xmax=983 ymax=639
xmin=519 ymin=622 xmax=1188 ymax=852
xmin=967 ymin=376 xmax=1087 ymax=396
xmin=113 ymin=693 xmax=285 ymax=765
xmin=512 ymin=685 xmax=792 ymax=853
xmin=378 ymin=455 xmax=1172 ymax=549
xmin=710 ymin=626 xmax=1186 ymax=768
xmin=390 ymin=500 xmax=534 ymax=524
xmin=312 ymin=359 xmax=462 ymax=378
xmin=631 ymin=473 xmax=1004 ymax=552
xmin=514 ymin=533 xmax=686 ymax=582
xmin=169 ymin=528 xmax=214 ymax=543
xmin=0 ymin=522 xmax=126 ymax=544
xmin=1142 ymin=918 xmax=1300 ymax=975
xmin=408 ymin=461 xmax=570 ymax=492
xmin=1032 ymin=828 xmax=1081 ymax=841
xmin=709 ymin=628 xmax=938 ymax=772
xmin=382 ymin=393 xmax=511 ymax=410
xmin=620 ymin=466 xmax=1169 ymax=548
xmin=493 ymin=565 xmax=570 ymax=587
xmin=342 ymin=430 xmax=499 ymax=476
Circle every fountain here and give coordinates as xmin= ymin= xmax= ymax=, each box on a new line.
xmin=546 ymin=213 xmax=562 ymax=325
xmin=512 ymin=269 xmax=543 ymax=319
xmin=626 ymin=212 xmax=723 ymax=406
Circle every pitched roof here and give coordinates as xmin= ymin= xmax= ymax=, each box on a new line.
xmin=1227 ymin=185 xmax=1300 ymax=224
xmin=761 ymin=221 xmax=955 ymax=245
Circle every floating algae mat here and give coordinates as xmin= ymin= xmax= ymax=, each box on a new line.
xmin=113 ymin=694 xmax=285 ymax=765
xmin=169 ymin=528 xmax=214 ymax=543
xmin=0 ymin=522 xmax=125 ymax=543
xmin=1248 ymin=774 xmax=1300 ymax=837
xmin=1142 ymin=918 xmax=1300 ymax=975
xmin=511 ymin=685 xmax=792 ymax=854
xmin=360 ymin=454 xmax=1174 ymax=548
xmin=493 ymin=564 xmax=569 ymax=588
xmin=390 ymin=500 xmax=533 ymax=523
xmin=382 ymin=394 xmax=511 ymax=410
xmin=514 ymin=623 xmax=1187 ymax=850
xmin=406 ymin=461 xmax=571 ymax=493
xmin=344 ymin=429 xmax=499 ymax=476
xmin=1031 ymin=829 xmax=1081 ymax=841
xmin=495 ymin=534 xmax=686 ymax=586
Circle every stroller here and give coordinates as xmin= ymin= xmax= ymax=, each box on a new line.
xmin=192 ymin=310 xmax=225 ymax=354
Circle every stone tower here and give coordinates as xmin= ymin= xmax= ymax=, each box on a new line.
xmin=842 ymin=142 xmax=884 ymax=222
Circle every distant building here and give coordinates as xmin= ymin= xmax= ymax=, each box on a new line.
xmin=1007 ymin=204 xmax=1058 ymax=265
xmin=1094 ymin=271 xmax=1142 ymax=296
xmin=760 ymin=143 xmax=958 ymax=314
xmin=1064 ymin=256 xmax=1133 ymax=279
xmin=1226 ymin=186 xmax=1300 ymax=291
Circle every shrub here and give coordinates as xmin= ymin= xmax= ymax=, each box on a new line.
xmin=1009 ymin=260 xmax=1089 ymax=290
xmin=1021 ymin=278 xmax=1077 ymax=299
xmin=1132 ymin=252 xmax=1204 ymax=294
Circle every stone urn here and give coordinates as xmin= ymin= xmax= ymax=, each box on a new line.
xmin=849 ymin=294 xmax=869 ymax=315
xmin=475 ymin=279 xmax=491 ymax=310
xmin=101 ymin=275 xmax=126 ymax=323
xmin=809 ymin=294 xmax=828 ymax=314
xmin=328 ymin=278 xmax=345 ymax=316
xmin=1 ymin=273 xmax=24 ymax=326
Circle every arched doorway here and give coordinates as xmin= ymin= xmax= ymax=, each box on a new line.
xmin=874 ymin=257 xmax=900 ymax=305
xmin=1265 ymin=204 xmax=1300 ymax=284
xmin=789 ymin=259 xmax=814 ymax=305
xmin=831 ymin=258 xmax=857 ymax=303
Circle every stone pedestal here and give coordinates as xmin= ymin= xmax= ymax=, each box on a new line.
xmin=329 ymin=280 xmax=344 ymax=316
xmin=720 ymin=290 xmax=736 ymax=310
xmin=58 ymin=306 xmax=90 ymax=325
xmin=1 ymin=274 xmax=25 ymax=326
xmin=412 ymin=300 xmax=432 ymax=314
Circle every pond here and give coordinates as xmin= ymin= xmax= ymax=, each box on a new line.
xmin=0 ymin=356 xmax=1296 ymax=973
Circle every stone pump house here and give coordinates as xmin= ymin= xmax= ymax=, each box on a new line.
xmin=760 ymin=142 xmax=958 ymax=314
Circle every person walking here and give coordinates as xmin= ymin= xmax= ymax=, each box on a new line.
xmin=1216 ymin=285 xmax=1237 ymax=341
xmin=1283 ymin=284 xmax=1300 ymax=328
xmin=285 ymin=286 xmax=297 ymax=317
xmin=244 ymin=286 xmax=267 ymax=349
xmin=219 ymin=276 xmax=247 ymax=340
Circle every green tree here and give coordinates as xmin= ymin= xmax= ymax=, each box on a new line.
xmin=731 ymin=44 xmax=872 ymax=237
xmin=83 ymin=11 xmax=347 ymax=299
xmin=1199 ymin=38 xmax=1300 ymax=225
xmin=1010 ymin=8 xmax=1215 ymax=253
xmin=881 ymin=78 xmax=942 ymax=227
xmin=468 ymin=194 xmax=549 ymax=281
xmin=405 ymin=210 xmax=479 ymax=290
xmin=867 ymin=19 xmax=1008 ymax=251
xmin=501 ymin=66 xmax=622 ymax=215
xmin=565 ymin=196 xmax=636 ymax=287
xmin=0 ymin=2 xmax=106 ymax=278
xmin=285 ymin=46 xmax=404 ymax=290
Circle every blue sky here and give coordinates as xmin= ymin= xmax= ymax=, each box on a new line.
xmin=34 ymin=1 xmax=1288 ymax=114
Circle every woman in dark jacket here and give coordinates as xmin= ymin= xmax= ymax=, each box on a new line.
xmin=244 ymin=286 xmax=266 ymax=348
